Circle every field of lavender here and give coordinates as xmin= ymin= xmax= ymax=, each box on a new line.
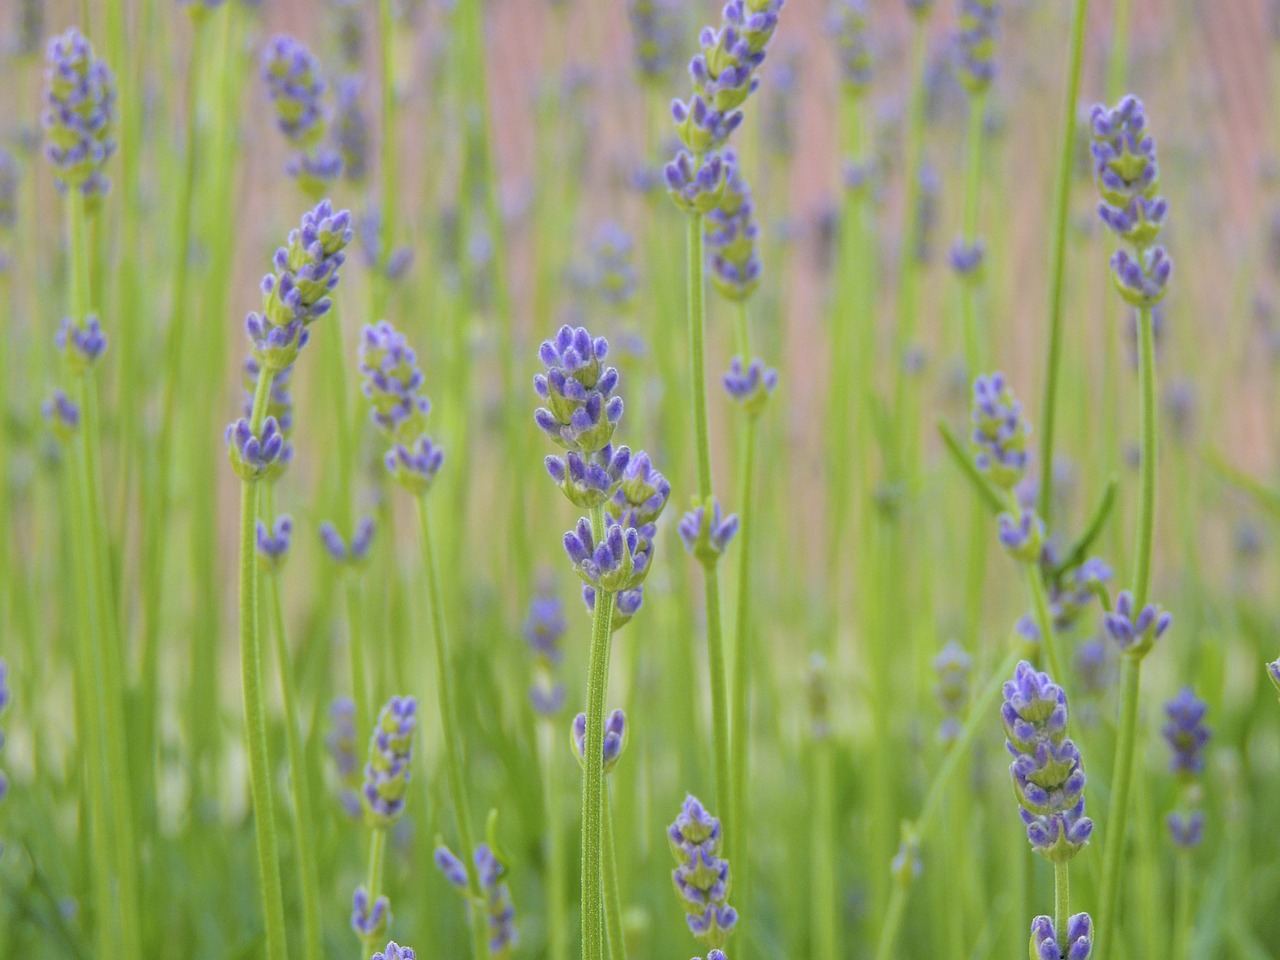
xmin=2 ymin=0 xmax=1279 ymax=958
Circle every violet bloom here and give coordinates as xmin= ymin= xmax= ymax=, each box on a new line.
xmin=351 ymin=886 xmax=389 ymax=940
xmin=436 ymin=844 xmax=519 ymax=955
xmin=319 ymin=516 xmax=376 ymax=566
xmin=1162 ymin=687 xmax=1209 ymax=779
xmin=1102 ymin=589 xmax=1171 ymax=656
xmin=534 ymin=325 xmax=624 ymax=455
xmin=1029 ymin=913 xmax=1093 ymax=960
xmin=679 ymin=498 xmax=739 ymax=564
xmin=669 ymin=795 xmax=738 ymax=948
xmin=225 ymin=416 xmax=286 ymax=480
xmin=372 ymin=943 xmax=416 ymax=960
xmin=359 ymin=320 xmax=431 ymax=441
xmin=564 ymin=516 xmax=648 ymax=593
xmin=42 ymin=28 xmax=117 ymax=197
xmin=997 ymin=509 xmax=1045 ymax=564
xmin=43 ymin=390 xmax=81 ymax=442
xmin=666 ymin=150 xmax=730 ymax=215
xmin=1167 ymin=811 xmax=1205 ymax=849
xmin=255 ymin=515 xmax=293 ymax=571
xmin=327 ymin=697 xmax=362 ymax=816
xmin=261 ymin=34 xmax=342 ymax=196
xmin=525 ymin=592 xmax=567 ymax=716
xmin=933 ymin=641 xmax=971 ymax=747
xmin=572 ymin=709 xmax=628 ymax=773
xmin=706 ymin=156 xmax=763 ymax=302
xmin=1001 ymin=661 xmax=1093 ymax=862
xmin=362 ymin=696 xmax=417 ymax=828
xmin=955 ymin=0 xmax=998 ymax=93
xmin=583 ymin=584 xmax=645 ymax=633
xmin=828 ymin=0 xmax=872 ymax=94
xmin=723 ymin=356 xmax=778 ymax=418
xmin=970 ymin=372 xmax=1030 ymax=490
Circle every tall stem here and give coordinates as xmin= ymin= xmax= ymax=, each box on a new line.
xmin=1172 ymin=850 xmax=1192 ymax=960
xmin=730 ymin=414 xmax=758 ymax=895
xmin=602 ymin=783 xmax=627 ymax=960
xmin=266 ymin=550 xmax=324 ymax=960
xmin=687 ymin=213 xmax=713 ymax=500
xmin=580 ymin=501 xmax=616 ymax=960
xmin=414 ymin=495 xmax=491 ymax=960
xmin=1096 ymin=655 xmax=1141 ymax=960
xmin=1037 ymin=0 xmax=1091 ymax=524
xmin=360 ymin=828 xmax=389 ymax=960
xmin=539 ymin=718 xmax=568 ymax=960
xmin=240 ymin=369 xmax=289 ymax=960
xmin=346 ymin=572 xmax=372 ymax=742
xmin=959 ymin=90 xmax=988 ymax=373
xmin=1132 ymin=303 xmax=1158 ymax=608
xmin=1054 ymin=861 xmax=1071 ymax=947
xmin=811 ymin=736 xmax=837 ymax=960
xmin=1025 ymin=563 xmax=1065 ymax=681
xmin=374 ymin=0 xmax=397 ymax=320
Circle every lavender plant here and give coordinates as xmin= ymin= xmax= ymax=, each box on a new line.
xmin=262 ymin=35 xmax=343 ymax=197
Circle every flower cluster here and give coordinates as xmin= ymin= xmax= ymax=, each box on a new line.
xmin=333 ymin=76 xmax=368 ymax=183
xmin=587 ymin=221 xmax=639 ymax=311
xmin=225 ymin=416 xmax=287 ymax=481
xmin=351 ymin=887 xmax=389 ymax=942
xmin=57 ymin=314 xmax=107 ymax=375
xmin=1163 ymin=687 xmax=1209 ymax=848
xmin=669 ymin=794 xmax=738 ymax=948
xmin=372 ymin=943 xmax=415 ymax=960
xmin=436 ymin=844 xmax=519 ymax=954
xmin=241 ymin=361 xmax=295 ymax=482
xmin=525 ymin=592 xmax=567 ymax=716
xmin=43 ymin=390 xmax=81 ymax=442
xmin=255 ymin=515 xmax=293 ymax=572
xmin=42 ymin=28 xmax=116 ymax=198
xmin=534 ymin=325 xmax=623 ymax=454
xmin=362 ymin=696 xmax=417 ymax=828
xmin=828 ymin=0 xmax=872 ymax=95
xmin=586 ymin=452 xmax=672 ymax=627
xmin=628 ymin=0 xmax=681 ymax=85
xmin=1102 ymin=589 xmax=1171 ymax=658
xmin=955 ymin=0 xmax=998 ymax=93
xmin=706 ymin=156 xmax=762 ymax=301
xmin=970 ymin=372 xmax=1030 ymax=490
xmin=933 ymin=641 xmax=971 ymax=747
xmin=723 ymin=356 xmax=778 ymax=419
xmin=326 ymin=697 xmax=362 ymax=817
xmin=359 ymin=321 xmax=446 ymax=494
xmin=262 ymin=35 xmax=343 ymax=196
xmin=244 ymin=200 xmax=353 ymax=372
xmin=572 ymin=709 xmax=627 ymax=773
xmin=564 ymin=517 xmax=650 ymax=593
xmin=1001 ymin=661 xmax=1093 ymax=862
xmin=1029 ymin=914 xmax=1093 ymax=960
xmin=679 ymin=498 xmax=740 ymax=565
xmin=320 ymin=516 xmax=376 ymax=566
xmin=666 ymin=0 xmax=784 ymax=211
xmin=1090 ymin=95 xmax=1172 ymax=306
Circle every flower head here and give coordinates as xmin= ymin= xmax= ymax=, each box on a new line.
xmin=362 ymin=696 xmax=417 ymax=828
xmin=934 ymin=641 xmax=971 ymax=747
xmin=534 ymin=326 xmax=624 ymax=454
xmin=436 ymin=844 xmax=519 ymax=955
xmin=371 ymin=943 xmax=415 ymax=960
xmin=256 ymin=515 xmax=293 ymax=571
xmin=564 ymin=516 xmax=649 ymax=593
xmin=546 ymin=445 xmax=632 ymax=511
xmin=225 ymin=417 xmax=286 ymax=480
xmin=1029 ymin=913 xmax=1093 ymax=960
xmin=706 ymin=158 xmax=763 ymax=301
xmin=669 ymin=795 xmax=738 ymax=948
xmin=1102 ymin=589 xmax=1171 ymax=657
xmin=828 ymin=0 xmax=872 ymax=94
xmin=262 ymin=34 xmax=342 ymax=195
xmin=319 ymin=516 xmax=376 ymax=566
xmin=385 ymin=436 xmax=445 ymax=494
xmin=526 ymin=591 xmax=567 ymax=715
xmin=334 ymin=76 xmax=369 ymax=182
xmin=351 ymin=887 xmax=389 ymax=940
xmin=666 ymin=151 xmax=730 ymax=215
xmin=583 ymin=584 xmax=646 ymax=633
xmin=679 ymin=498 xmax=739 ymax=565
xmin=1001 ymin=661 xmax=1093 ymax=862
xmin=1162 ymin=687 xmax=1209 ymax=778
xmin=971 ymin=372 xmax=1030 ymax=489
xmin=572 ymin=709 xmax=628 ymax=773
xmin=43 ymin=390 xmax=81 ymax=442
xmin=326 ymin=697 xmax=361 ymax=817
xmin=955 ymin=0 xmax=999 ymax=92
xmin=1167 ymin=811 xmax=1205 ymax=849
xmin=998 ymin=509 xmax=1045 ymax=564
xmin=359 ymin=320 xmax=431 ymax=441
xmin=42 ymin=28 xmax=116 ymax=196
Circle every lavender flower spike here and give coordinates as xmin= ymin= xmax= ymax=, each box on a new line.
xmin=956 ymin=0 xmax=999 ymax=93
xmin=1162 ymin=687 xmax=1209 ymax=779
xmin=564 ymin=516 xmax=649 ymax=593
xmin=372 ymin=943 xmax=416 ymax=960
xmin=359 ymin=320 xmax=431 ymax=441
xmin=57 ymin=314 xmax=107 ymax=373
xmin=351 ymin=887 xmax=390 ymax=940
xmin=1268 ymin=659 xmax=1280 ymax=696
xmin=933 ymin=641 xmax=971 ymax=747
xmin=679 ymin=498 xmax=740 ymax=565
xmin=385 ymin=435 xmax=445 ymax=494
xmin=970 ymin=372 xmax=1031 ymax=490
xmin=1002 ymin=661 xmax=1093 ymax=862
xmin=828 ymin=0 xmax=872 ymax=95
xmin=261 ymin=34 xmax=342 ymax=196
xmin=43 ymin=390 xmax=81 ymax=442
xmin=256 ymin=515 xmax=293 ymax=571
xmin=534 ymin=325 xmax=624 ymax=454
xmin=1102 ymin=589 xmax=1171 ymax=657
xmin=326 ymin=697 xmax=362 ymax=817
xmin=362 ymin=696 xmax=417 ymax=828
xmin=546 ymin=444 xmax=632 ymax=510
xmin=226 ymin=416 xmax=286 ymax=480
xmin=572 ymin=709 xmax=628 ymax=773
xmin=1029 ymin=913 xmax=1093 ymax=960
xmin=669 ymin=794 xmax=738 ymax=948
xmin=42 ymin=28 xmax=117 ymax=197
xmin=436 ymin=844 xmax=519 ymax=954
xmin=526 ymin=591 xmax=567 ymax=716
xmin=665 ymin=150 xmax=729 ymax=215
xmin=319 ymin=516 xmax=376 ymax=566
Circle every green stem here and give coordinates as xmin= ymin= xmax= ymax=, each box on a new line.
xmin=240 ymin=369 xmax=289 ymax=960
xmin=1132 ymin=303 xmax=1158 ymax=608
xmin=1173 ymin=850 xmax=1192 ymax=960
xmin=812 ymin=736 xmax=837 ymax=960
xmin=580 ymin=500 xmax=617 ymax=960
xmin=959 ymin=90 xmax=988 ymax=375
xmin=729 ymin=414 xmax=757 ymax=891
xmin=687 ymin=212 xmax=714 ymax=501
xmin=1037 ymin=0 xmax=1091 ymax=525
xmin=703 ymin=560 xmax=732 ymax=834
xmin=374 ymin=0 xmax=397 ymax=320
xmin=1025 ymin=563 xmax=1065 ymax=681
xmin=346 ymin=572 xmax=372 ymax=743
xmin=602 ymin=783 xmax=627 ymax=960
xmin=266 ymin=550 xmax=323 ymax=960
xmin=360 ymin=827 xmax=389 ymax=960
xmin=1106 ymin=0 xmax=1132 ymax=99
xmin=1096 ymin=655 xmax=1141 ymax=960
xmin=1055 ymin=861 xmax=1071 ymax=947
xmin=414 ymin=495 xmax=491 ymax=960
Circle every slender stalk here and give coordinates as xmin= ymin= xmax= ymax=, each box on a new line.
xmin=1025 ymin=563 xmax=1065 ymax=681
xmin=413 ymin=495 xmax=492 ymax=960
xmin=1096 ymin=655 xmax=1140 ymax=960
xmin=687 ymin=213 xmax=714 ymax=502
xmin=240 ymin=368 xmax=289 ymax=960
xmin=1037 ymin=0 xmax=1091 ymax=524
xmin=360 ymin=828 xmax=389 ymax=960
xmin=1173 ymin=850 xmax=1192 ymax=960
xmin=1132 ymin=304 xmax=1158 ymax=609
xmin=959 ymin=90 xmax=988 ymax=374
xmin=1054 ymin=862 xmax=1071 ymax=947
xmin=374 ymin=0 xmax=398 ymax=321
xmin=579 ymin=501 xmax=616 ymax=960
xmin=602 ymin=784 xmax=627 ymax=960
xmin=346 ymin=572 xmax=372 ymax=741
xmin=729 ymin=408 xmax=758 ymax=894
xmin=266 ymin=537 xmax=324 ymax=960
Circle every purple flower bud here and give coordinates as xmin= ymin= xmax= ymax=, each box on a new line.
xmin=1030 ymin=913 xmax=1093 ymax=960
xmin=1162 ymin=687 xmax=1210 ymax=778
xmin=256 ymin=515 xmax=293 ymax=570
xmin=359 ymin=320 xmax=432 ymax=441
xmin=535 ymin=325 xmax=623 ymax=454
xmin=955 ymin=0 xmax=999 ymax=92
xmin=385 ymin=435 xmax=445 ymax=494
xmin=997 ymin=509 xmax=1045 ymax=564
xmin=43 ymin=390 xmax=81 ymax=441
xmin=970 ymin=372 xmax=1031 ymax=490
xmin=351 ymin=886 xmax=390 ymax=939
xmin=372 ymin=943 xmax=416 ymax=960
xmin=571 ymin=709 xmax=628 ymax=773
xmin=318 ymin=516 xmax=376 ymax=566
xmin=57 ymin=315 xmax=107 ymax=372
xmin=225 ymin=416 xmax=286 ymax=480
xmin=679 ymin=498 xmax=739 ymax=564
xmin=1167 ymin=811 xmax=1205 ymax=848
xmin=722 ymin=356 xmax=778 ymax=417
xmin=434 ymin=845 xmax=469 ymax=888
xmin=669 ymin=794 xmax=736 ymax=949
xmin=42 ymin=29 xmax=117 ymax=195
xmin=666 ymin=150 xmax=729 ymax=215
xmin=1102 ymin=589 xmax=1171 ymax=655
xmin=362 ymin=696 xmax=417 ymax=827
xmin=949 ymin=239 xmax=985 ymax=275
xmin=436 ymin=844 xmax=519 ymax=953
